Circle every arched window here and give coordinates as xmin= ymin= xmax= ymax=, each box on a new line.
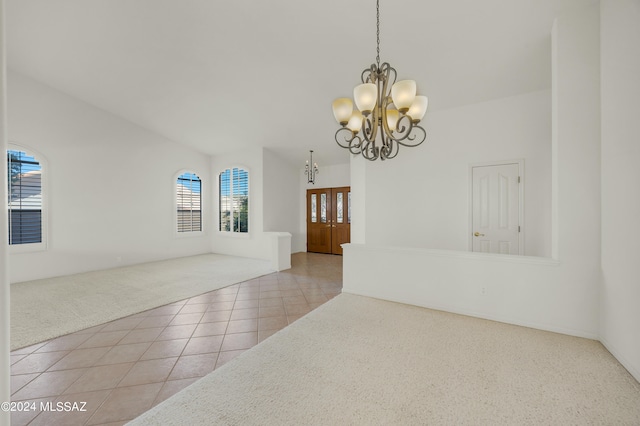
xmin=176 ymin=172 xmax=202 ymax=233
xmin=219 ymin=167 xmax=248 ymax=233
xmin=7 ymin=148 xmax=44 ymax=247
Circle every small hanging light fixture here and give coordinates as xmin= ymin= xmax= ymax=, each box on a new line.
xmin=305 ymin=150 xmax=319 ymax=184
xmin=332 ymin=0 xmax=428 ymax=161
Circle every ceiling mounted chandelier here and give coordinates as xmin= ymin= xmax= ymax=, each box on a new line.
xmin=332 ymin=0 xmax=428 ymax=161
xmin=305 ymin=150 xmax=319 ymax=184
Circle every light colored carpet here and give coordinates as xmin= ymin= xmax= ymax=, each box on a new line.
xmin=129 ymin=293 xmax=640 ymax=426
xmin=11 ymin=253 xmax=273 ymax=350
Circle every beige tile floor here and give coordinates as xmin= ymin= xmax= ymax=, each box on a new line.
xmin=10 ymin=253 xmax=342 ymax=426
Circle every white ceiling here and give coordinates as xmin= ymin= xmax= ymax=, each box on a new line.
xmin=6 ymin=0 xmax=595 ymax=167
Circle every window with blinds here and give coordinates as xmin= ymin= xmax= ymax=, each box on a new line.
xmin=219 ymin=167 xmax=249 ymax=233
xmin=7 ymin=149 xmax=43 ymax=245
xmin=176 ymin=172 xmax=202 ymax=233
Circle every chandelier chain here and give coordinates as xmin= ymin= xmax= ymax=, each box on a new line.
xmin=376 ymin=0 xmax=380 ymax=67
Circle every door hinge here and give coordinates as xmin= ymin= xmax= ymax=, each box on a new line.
xmin=518 ymin=176 xmax=521 ymax=183
xmin=518 ymin=226 xmax=521 ymax=232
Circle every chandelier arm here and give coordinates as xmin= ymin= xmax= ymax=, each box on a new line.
xmin=379 ymin=63 xmax=396 ymax=88
xmin=378 ymin=62 xmax=391 ymax=107
xmin=335 ymin=127 xmax=361 ymax=152
xmin=384 ymin=114 xmax=415 ymax=143
xmin=349 ymin=135 xmax=364 ymax=155
xmin=361 ymin=64 xmax=377 ymax=84
xmin=378 ymin=140 xmax=389 ymax=161
xmin=378 ymin=66 xmax=391 ymax=137
xmin=382 ymin=140 xmax=400 ymax=160
xmin=361 ymin=138 xmax=380 ymax=161
xmin=380 ymin=95 xmax=394 ymax=138
xmin=396 ymin=124 xmax=427 ymax=148
xmin=361 ymin=114 xmax=378 ymax=145
xmin=378 ymin=132 xmax=396 ymax=161
xmin=379 ymin=64 xmax=398 ymax=143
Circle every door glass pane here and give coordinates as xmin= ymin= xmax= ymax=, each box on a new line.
xmin=337 ymin=192 xmax=343 ymax=223
xmin=348 ymin=192 xmax=351 ymax=224
xmin=321 ymin=193 xmax=327 ymax=223
xmin=311 ymin=194 xmax=317 ymax=223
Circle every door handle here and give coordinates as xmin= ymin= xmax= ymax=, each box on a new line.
xmin=474 ymin=232 xmax=485 ymax=237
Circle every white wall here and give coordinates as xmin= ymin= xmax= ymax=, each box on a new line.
xmin=600 ymin=0 xmax=640 ymax=382
xmin=263 ymin=148 xmax=300 ymax=246
xmin=552 ymin=3 xmax=601 ymax=267
xmin=362 ymin=90 xmax=551 ymax=257
xmin=343 ymin=245 xmax=600 ymax=336
xmin=297 ymin=162 xmax=350 ymax=252
xmin=345 ymin=3 xmax=600 ymax=340
xmin=350 ymin=157 xmax=366 ymax=245
xmin=7 ymin=71 xmax=213 ymax=282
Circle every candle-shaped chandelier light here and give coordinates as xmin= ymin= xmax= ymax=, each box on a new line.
xmin=332 ymin=0 xmax=428 ymax=161
xmin=305 ymin=150 xmax=319 ymax=184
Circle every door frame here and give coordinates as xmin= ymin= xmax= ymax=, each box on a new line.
xmin=468 ymin=159 xmax=525 ymax=255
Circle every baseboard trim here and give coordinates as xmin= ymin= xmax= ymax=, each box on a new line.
xmin=599 ymin=337 xmax=640 ymax=384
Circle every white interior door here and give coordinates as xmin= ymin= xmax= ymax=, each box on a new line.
xmin=472 ymin=163 xmax=521 ymax=254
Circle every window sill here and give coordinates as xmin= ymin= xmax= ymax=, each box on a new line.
xmin=175 ymin=231 xmax=205 ymax=239
xmin=9 ymin=242 xmax=47 ymax=254
xmin=217 ymin=231 xmax=250 ymax=239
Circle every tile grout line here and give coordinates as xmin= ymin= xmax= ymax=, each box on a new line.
xmin=212 ymin=285 xmax=238 ymax=371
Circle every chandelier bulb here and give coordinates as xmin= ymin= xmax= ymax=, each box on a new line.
xmin=347 ymin=110 xmax=364 ymax=133
xmin=354 ymin=83 xmax=378 ymax=115
xmin=386 ymin=108 xmax=400 ymax=132
xmin=332 ymin=98 xmax=354 ymax=126
xmin=407 ymin=95 xmax=429 ymax=123
xmin=391 ymin=80 xmax=417 ymax=113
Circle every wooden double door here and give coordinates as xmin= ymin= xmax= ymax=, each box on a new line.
xmin=307 ymin=187 xmax=350 ymax=255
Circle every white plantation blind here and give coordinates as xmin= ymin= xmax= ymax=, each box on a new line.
xmin=219 ymin=167 xmax=248 ymax=233
xmin=7 ymin=149 xmax=42 ymax=245
xmin=176 ymin=172 xmax=202 ymax=232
